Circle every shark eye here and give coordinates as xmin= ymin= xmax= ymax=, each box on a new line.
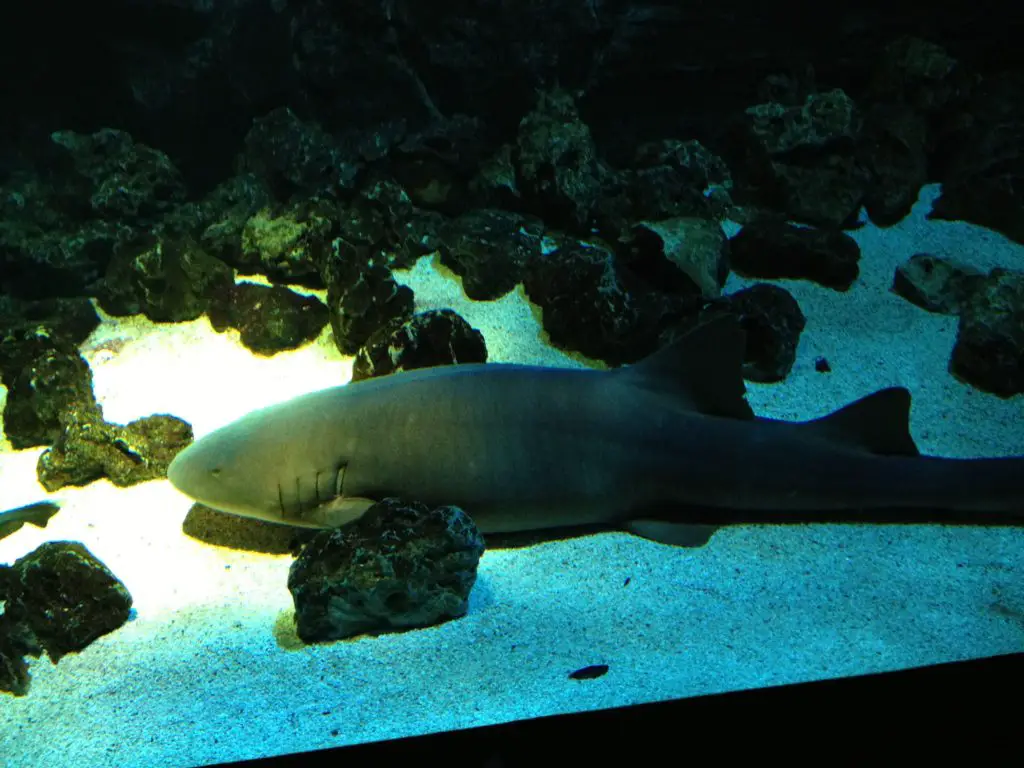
xmin=210 ymin=468 xmax=222 ymax=477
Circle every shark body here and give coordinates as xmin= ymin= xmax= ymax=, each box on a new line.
xmin=166 ymin=318 xmax=1024 ymax=546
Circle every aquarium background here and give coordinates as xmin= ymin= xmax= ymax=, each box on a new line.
xmin=2 ymin=187 xmax=1022 ymax=766
xmin=2 ymin=1 xmax=1024 ymax=766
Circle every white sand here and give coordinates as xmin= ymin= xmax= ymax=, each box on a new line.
xmin=1 ymin=185 xmax=1022 ymax=767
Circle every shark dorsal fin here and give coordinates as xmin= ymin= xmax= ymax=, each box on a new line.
xmin=807 ymin=387 xmax=920 ymax=456
xmin=620 ymin=315 xmax=754 ymax=420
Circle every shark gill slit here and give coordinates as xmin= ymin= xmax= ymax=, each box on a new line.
xmin=335 ymin=464 xmax=346 ymax=500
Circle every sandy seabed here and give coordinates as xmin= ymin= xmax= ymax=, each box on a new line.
xmin=1 ymin=187 xmax=1023 ymax=767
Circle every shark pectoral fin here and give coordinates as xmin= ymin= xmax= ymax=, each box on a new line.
xmin=313 ymin=496 xmax=377 ymax=528
xmin=624 ymin=519 xmax=720 ymax=548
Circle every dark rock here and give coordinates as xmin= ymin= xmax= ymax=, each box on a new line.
xmin=514 ymin=89 xmax=606 ymax=232
xmin=722 ymin=283 xmax=806 ymax=382
xmin=584 ymin=170 xmax=636 ymax=246
xmin=630 ymin=139 xmax=735 ymax=222
xmin=588 ymin=140 xmax=735 ymax=250
xmin=331 ymin=189 xmax=400 ymax=262
xmin=729 ymin=221 xmax=861 ymax=291
xmin=0 ymin=295 xmax=101 ymax=351
xmin=12 ymin=542 xmax=132 ymax=662
xmin=627 ymin=217 xmax=729 ymax=299
xmin=892 ymin=253 xmax=985 ymax=314
xmin=736 ymin=89 xmax=869 ymax=228
xmin=356 ymin=176 xmax=446 ymax=270
xmin=352 ymin=309 xmax=487 ymax=382
xmin=98 ymin=234 xmax=235 ymax=323
xmin=390 ymin=114 xmax=492 ymax=214
xmin=857 ymin=37 xmax=972 ymax=222
xmin=859 ymin=38 xmax=972 ymax=229
xmin=523 ymin=236 xmax=693 ymax=366
xmin=321 ymin=243 xmax=415 ymax=355
xmin=37 ymin=413 xmax=193 ymax=492
xmin=0 ymin=329 xmax=195 ymax=487
xmin=0 ymin=204 xmax=131 ymax=301
xmin=184 ymin=173 xmax=275 ymax=268
xmin=208 ymin=282 xmax=330 ymax=356
xmin=468 ymin=144 xmax=522 ymax=210
xmin=1 ymin=541 xmax=132 ymax=696
xmin=865 ymin=37 xmax=970 ymax=114
xmin=392 ymin=208 xmax=447 ymax=268
xmin=241 ymin=107 xmax=362 ymax=200
xmin=46 ymin=126 xmax=184 ymax=221
xmin=0 ymin=336 xmax=102 ymax=450
xmin=287 ymin=498 xmax=485 ymax=642
xmin=237 ymin=201 xmax=338 ymax=284
xmin=0 ymin=127 xmax=184 ymax=301
xmin=280 ymin=4 xmax=434 ymax=164
xmin=337 ymin=178 xmax=403 ymax=256
xmin=929 ymin=72 xmax=1024 ymax=245
xmin=438 ymin=209 xmax=545 ymax=300
xmin=746 ymin=88 xmax=862 ymax=155
xmin=950 ymin=269 xmax=1024 ymax=397
xmin=662 ymin=283 xmax=805 ymax=383
xmin=859 ymin=104 xmax=929 ymax=226
xmin=321 ymin=176 xmax=442 ymax=275
xmin=4 ymin=0 xmax=1021 ymax=240
xmin=49 ymin=128 xmax=187 ymax=221
xmin=0 ymin=579 xmax=41 ymax=697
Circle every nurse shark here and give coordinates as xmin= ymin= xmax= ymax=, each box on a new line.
xmin=166 ymin=317 xmax=1024 ymax=547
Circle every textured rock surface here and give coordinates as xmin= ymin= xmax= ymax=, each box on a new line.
xmin=208 ymin=282 xmax=330 ymax=356
xmin=0 ymin=542 xmax=133 ymax=696
xmin=37 ymin=413 xmax=193 ymax=492
xmin=288 ymin=499 xmax=485 ymax=643
xmin=892 ymin=253 xmax=985 ymax=315
xmin=352 ymin=309 xmax=487 ymax=382
xmin=729 ymin=220 xmax=861 ymax=291
xmin=0 ymin=337 xmax=102 ymax=450
xmin=951 ymin=269 xmax=1024 ymax=397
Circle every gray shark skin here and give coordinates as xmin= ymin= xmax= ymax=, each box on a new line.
xmin=166 ymin=317 xmax=1024 ymax=547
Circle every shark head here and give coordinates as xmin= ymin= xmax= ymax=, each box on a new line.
xmin=166 ymin=420 xmax=288 ymax=523
xmin=166 ymin=388 xmax=359 ymax=528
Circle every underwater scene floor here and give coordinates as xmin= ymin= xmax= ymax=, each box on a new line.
xmin=2 ymin=187 xmax=1023 ymax=767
